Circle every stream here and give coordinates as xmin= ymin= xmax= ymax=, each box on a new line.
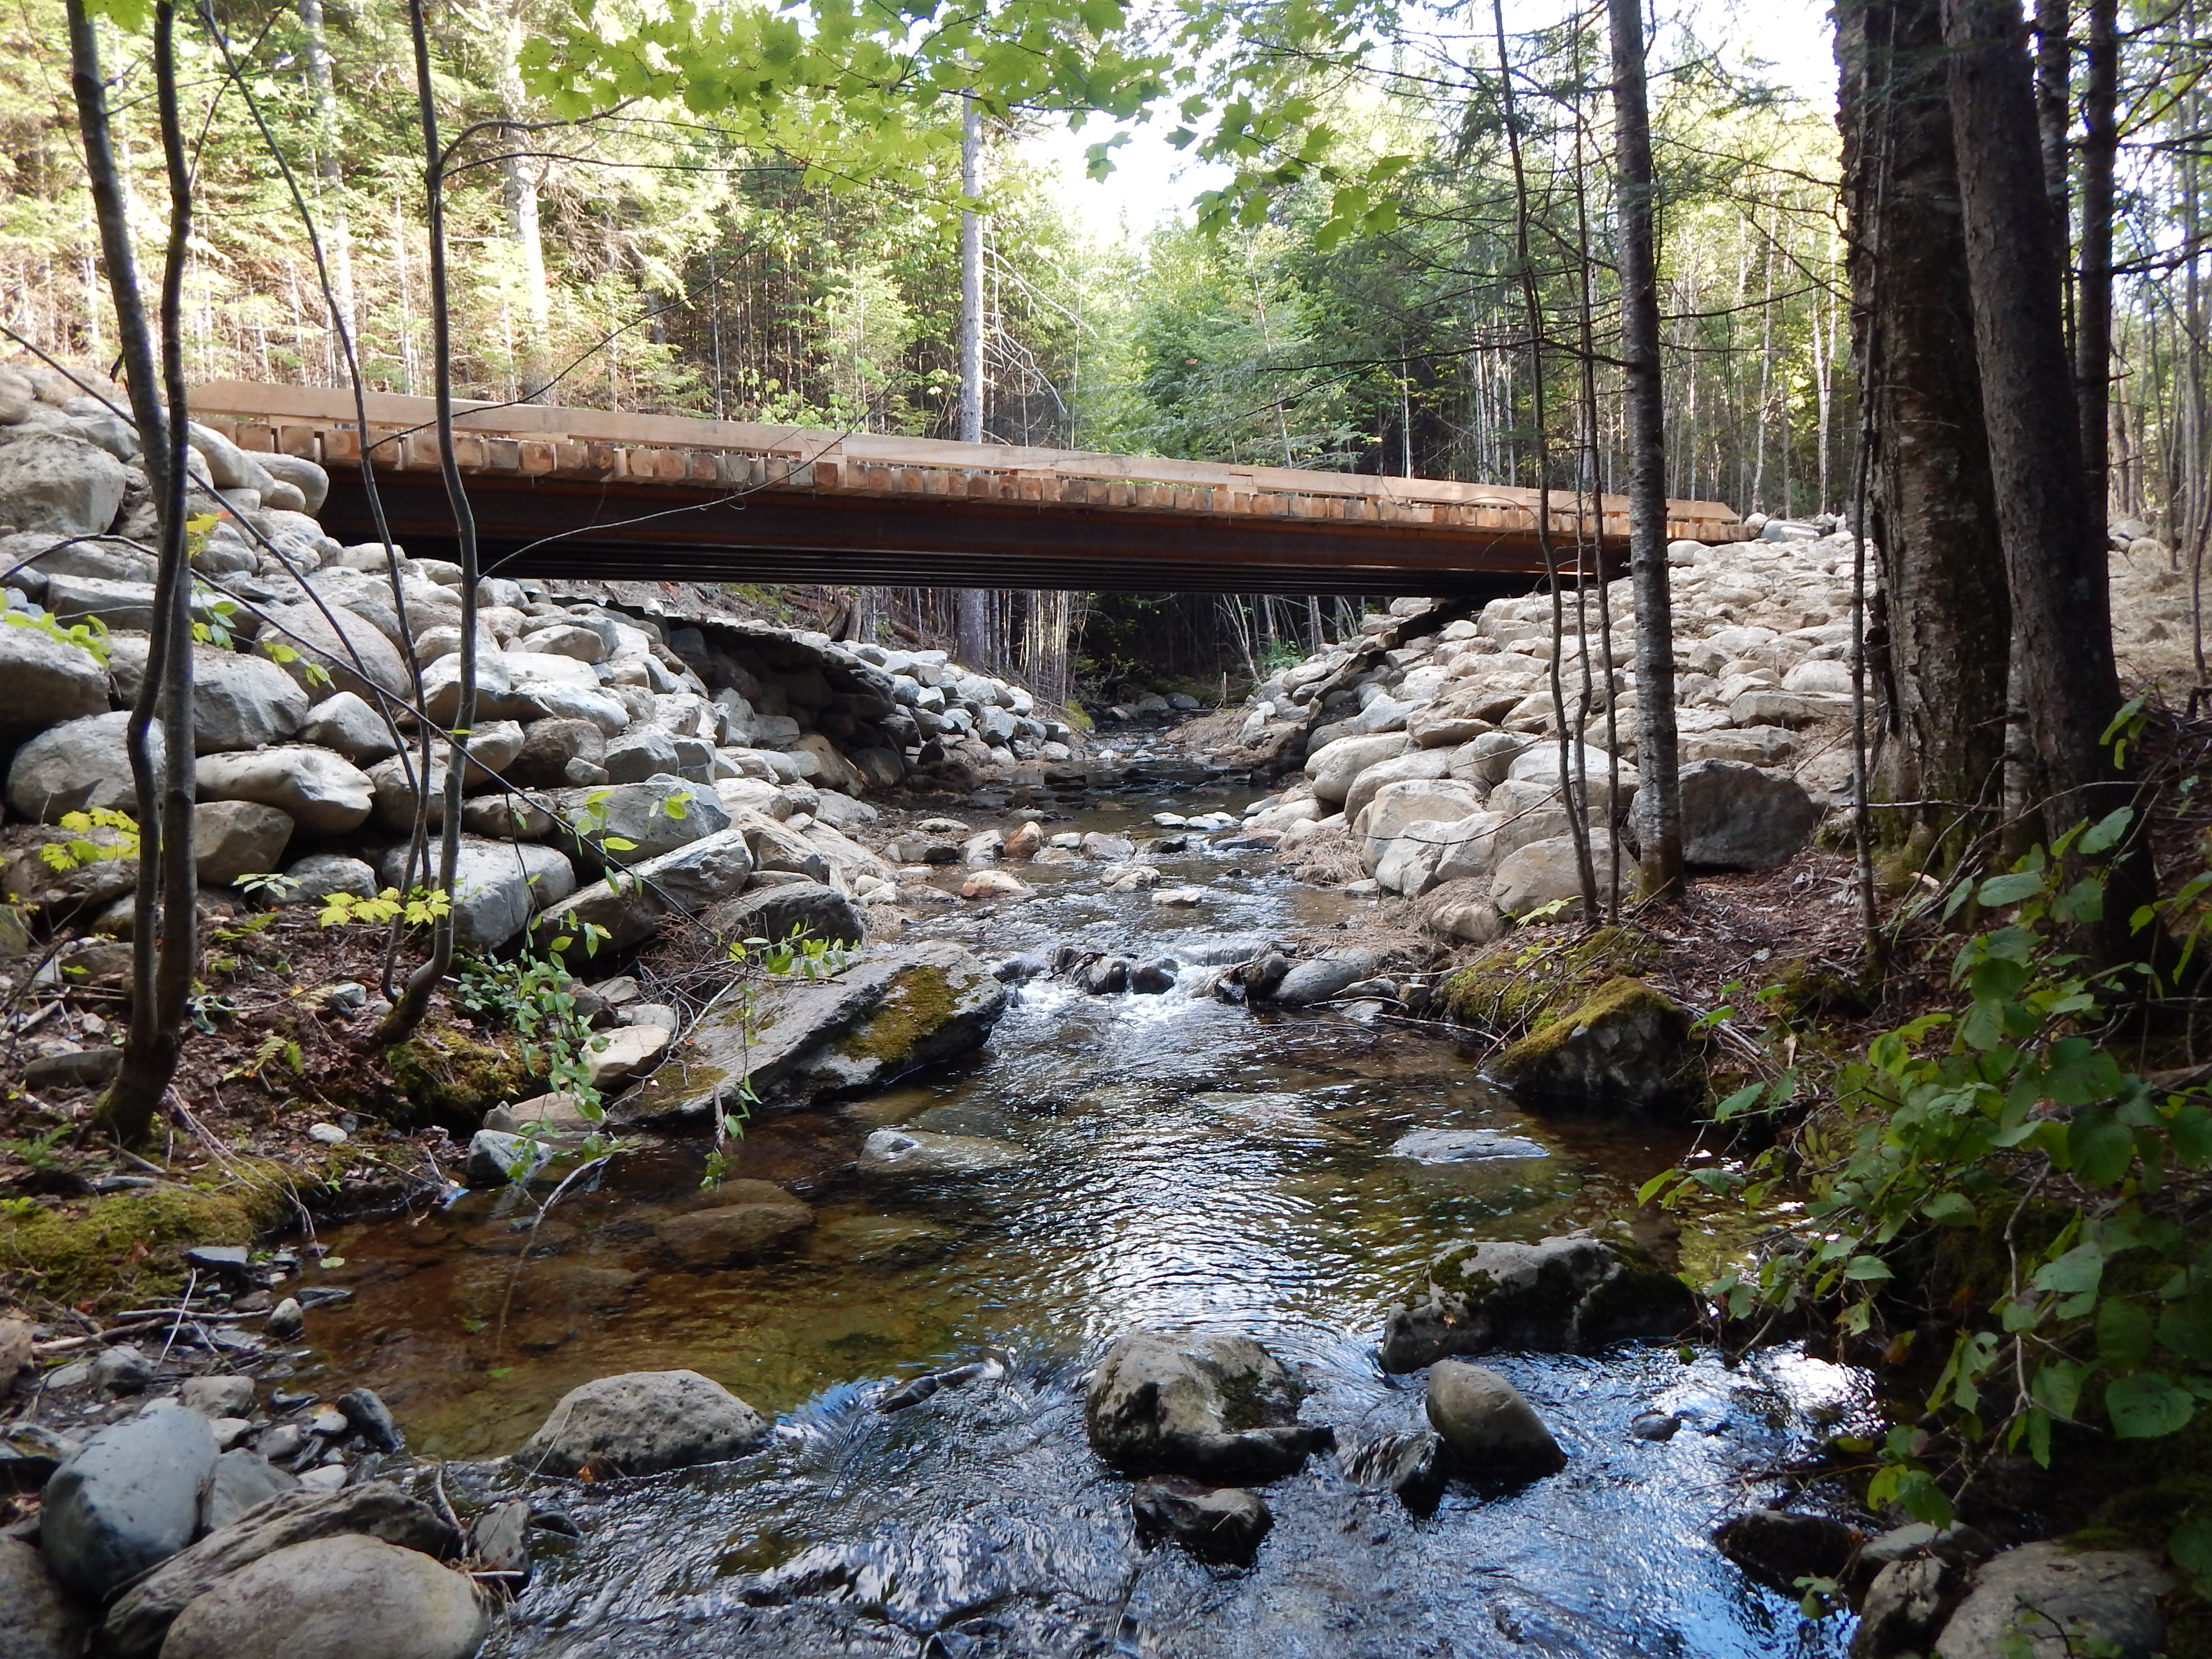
xmin=293 ymin=773 xmax=1867 ymax=1658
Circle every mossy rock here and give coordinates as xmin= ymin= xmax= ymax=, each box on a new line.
xmin=0 ymin=1166 xmax=297 ymax=1310
xmin=385 ymin=1026 xmax=537 ymax=1129
xmin=1490 ymin=975 xmax=1699 ymax=1114
xmin=835 ymin=962 xmax=958 ymax=1065
xmin=1439 ymin=925 xmax=1663 ymax=1031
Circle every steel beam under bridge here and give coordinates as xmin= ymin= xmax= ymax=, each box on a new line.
xmin=191 ymin=382 xmax=1750 ymax=598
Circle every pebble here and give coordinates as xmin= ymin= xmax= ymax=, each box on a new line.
xmin=336 ymin=1388 xmax=402 ymax=1453
xmin=90 ymin=1344 xmax=152 ymax=1395
xmin=305 ymin=1122 xmax=349 ymax=1145
xmin=296 ymin=1464 xmax=349 ymax=1492
xmin=181 ymin=1374 xmax=255 ymax=1419
xmin=1629 ymin=1411 xmax=1682 ymax=1442
xmin=266 ymin=1298 xmax=304 ymax=1339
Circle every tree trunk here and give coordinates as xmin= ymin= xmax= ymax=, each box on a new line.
xmin=2075 ymin=0 xmax=2117 ymax=515
xmin=1610 ymin=0 xmax=1685 ymax=903
xmin=1836 ymin=0 xmax=2013 ymax=856
xmin=71 ymin=0 xmax=197 ymax=1144
xmin=2034 ymin=0 xmax=2071 ymax=259
xmin=954 ymin=92 xmax=989 ymax=666
xmin=385 ymin=0 xmax=481 ymax=1040
xmin=1941 ymin=0 xmax=2125 ymax=834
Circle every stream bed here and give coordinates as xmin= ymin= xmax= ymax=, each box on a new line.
xmin=296 ymin=779 xmax=1866 ymax=1657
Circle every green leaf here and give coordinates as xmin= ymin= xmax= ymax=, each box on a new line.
xmin=2157 ymin=1299 xmax=2212 ymax=1365
xmin=1712 ymin=1083 xmax=1766 ymax=1122
xmin=2032 ymin=1242 xmax=2106 ymax=1296
xmin=2099 ymin=1298 xmax=2156 ymax=1370
xmin=2080 ymin=805 xmax=2135 ymax=855
xmin=2168 ymin=1104 xmax=2212 ymax=1169
xmin=2108 ymin=1372 xmax=2197 ymax=1439
xmin=2171 ymin=1516 xmax=2212 ymax=1589
xmin=1843 ymin=1255 xmax=1894 ymax=1282
xmin=2069 ymin=1112 xmax=2137 ymax=1188
xmin=2032 ymin=1358 xmax=2086 ymax=1420
xmin=1978 ymin=871 xmax=2048 ymax=907
xmin=1920 ymin=1191 xmax=1979 ymax=1226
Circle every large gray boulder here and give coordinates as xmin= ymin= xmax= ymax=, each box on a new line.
xmin=0 ymin=1534 xmax=87 ymax=1659
xmin=0 ymin=620 xmax=108 ymax=745
xmin=613 ymin=939 xmax=1005 ymax=1125
xmin=7 ymin=710 xmax=156 ymax=822
xmin=280 ymin=851 xmax=378 ymax=906
xmin=1635 ymin=757 xmax=1822 ymax=871
xmin=515 ymin=1370 xmax=768 ymax=1478
xmin=1083 ymin=1331 xmax=1332 ymax=1483
xmin=1490 ymin=833 xmax=1634 ymax=918
xmin=1304 ymin=732 xmax=1413 ymax=805
xmin=157 ymin=1535 xmax=492 ymax=1659
xmin=41 ymin=572 xmax=155 ymax=631
xmin=0 ymin=430 xmax=128 ymax=534
xmin=103 ymin=1483 xmax=459 ymax=1659
xmin=559 ymin=776 xmax=728 ymax=866
xmin=1379 ymin=1234 xmax=1696 ymax=1371
xmin=195 ymin=745 xmax=374 ymax=836
xmin=376 ymin=838 xmax=575 ymax=952
xmin=257 ymin=601 xmax=412 ymax=703
xmin=40 ymin=1402 xmax=218 ymax=1599
xmin=110 ymin=641 xmax=309 ymax=754
xmin=531 ymin=826 xmax=757 ymax=954
xmin=192 ymin=801 xmax=293 ymax=885
xmin=704 ymin=878 xmax=864 ymax=949
xmin=1424 ymin=1359 xmax=1565 ymax=1478
xmin=296 ymin=691 xmax=401 ymax=765
xmin=1269 ymin=948 xmax=1379 ymax=1007
xmin=1934 ymin=1543 xmax=2174 ymax=1659
xmin=198 ymin=1448 xmax=298 ymax=1534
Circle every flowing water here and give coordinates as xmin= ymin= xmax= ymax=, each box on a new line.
xmin=295 ymin=773 xmax=1866 ymax=1658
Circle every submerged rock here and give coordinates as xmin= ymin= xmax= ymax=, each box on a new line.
xmin=516 ymin=1370 xmax=769 ymax=1478
xmin=1423 ymin=1360 xmax=1565 ymax=1479
xmin=1084 ymin=1331 xmax=1334 ymax=1483
xmin=1130 ymin=1474 xmax=1272 ymax=1564
xmin=157 ymin=1534 xmax=492 ymax=1659
xmin=1379 ymin=1234 xmax=1696 ymax=1372
xmin=1387 ymin=1128 xmax=1550 ymax=1163
xmin=859 ymin=1127 xmax=1022 ymax=1173
xmin=655 ymin=1201 xmax=814 ymax=1266
xmin=1489 ymin=975 xmax=1696 ymax=1113
xmin=613 ymin=941 xmax=1008 ymax=1125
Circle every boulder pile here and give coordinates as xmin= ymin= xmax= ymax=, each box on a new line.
xmin=1224 ymin=508 xmax=2193 ymax=935
xmin=1223 ymin=518 xmax=1865 ymax=931
xmin=0 ymin=359 xmax=1083 ymax=978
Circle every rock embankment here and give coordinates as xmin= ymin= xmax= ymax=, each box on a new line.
xmin=0 ymin=358 xmax=1086 ymax=1060
xmin=1213 ymin=510 xmax=2194 ymax=936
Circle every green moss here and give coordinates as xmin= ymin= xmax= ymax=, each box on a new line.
xmin=1439 ymin=925 xmax=1661 ymax=1030
xmin=835 ymin=963 xmax=958 ymax=1065
xmin=0 ymin=1166 xmax=299 ymax=1309
xmin=385 ymin=1026 xmax=536 ymax=1128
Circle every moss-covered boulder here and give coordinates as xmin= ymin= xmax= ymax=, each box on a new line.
xmin=1489 ymin=975 xmax=1696 ymax=1113
xmin=0 ymin=1171 xmax=297 ymax=1310
xmin=384 ymin=1027 xmax=537 ymax=1129
xmin=612 ymin=941 xmax=1007 ymax=1128
xmin=1379 ymin=1234 xmax=1697 ymax=1372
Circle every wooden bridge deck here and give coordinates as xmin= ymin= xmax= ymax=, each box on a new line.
xmin=189 ymin=382 xmax=1748 ymax=597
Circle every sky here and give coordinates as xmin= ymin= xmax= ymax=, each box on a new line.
xmin=1027 ymin=0 xmax=1839 ymax=233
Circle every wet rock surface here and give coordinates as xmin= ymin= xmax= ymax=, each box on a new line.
xmin=516 ymin=1370 xmax=769 ymax=1478
xmin=1083 ymin=1331 xmax=1333 ymax=1483
xmin=1381 ymin=1234 xmax=1697 ymax=1371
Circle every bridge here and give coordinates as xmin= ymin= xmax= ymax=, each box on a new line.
xmin=189 ymin=382 xmax=1748 ymax=598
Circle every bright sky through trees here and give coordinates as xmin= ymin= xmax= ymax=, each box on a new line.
xmin=1031 ymin=0 xmax=1839 ymax=228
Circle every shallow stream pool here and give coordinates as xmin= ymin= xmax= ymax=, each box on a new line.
xmin=298 ymin=781 xmax=1864 ymax=1657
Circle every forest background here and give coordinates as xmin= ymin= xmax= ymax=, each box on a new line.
xmin=0 ymin=0 xmax=2202 ymax=697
